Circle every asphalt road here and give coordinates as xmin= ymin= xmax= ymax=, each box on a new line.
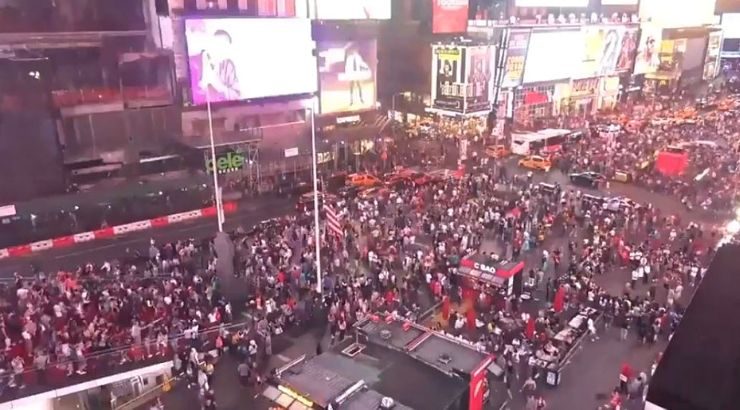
xmin=1 ymin=149 xmax=719 ymax=410
xmin=0 ymin=196 xmax=293 ymax=277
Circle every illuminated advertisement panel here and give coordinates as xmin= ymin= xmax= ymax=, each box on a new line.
xmin=515 ymin=0 xmax=587 ymax=6
xmin=464 ymin=45 xmax=494 ymax=113
xmin=431 ymin=45 xmax=465 ymax=112
xmin=578 ymin=26 xmax=607 ymax=78
xmin=721 ymin=13 xmax=740 ymax=39
xmin=522 ymin=30 xmax=582 ymax=84
xmin=639 ymin=0 xmax=715 ymax=28
xmin=633 ymin=25 xmax=662 ymax=74
xmin=256 ymin=0 xmax=309 ymax=17
xmin=615 ymin=28 xmax=639 ymax=73
xmin=318 ymin=40 xmax=377 ymax=114
xmin=311 ymin=0 xmax=391 ymax=20
xmin=502 ymin=30 xmax=531 ymax=88
xmin=703 ymin=32 xmax=723 ymax=80
xmin=433 ymin=0 xmax=469 ymax=34
xmin=577 ymin=26 xmax=639 ymax=78
xmin=185 ymin=18 xmax=317 ymax=105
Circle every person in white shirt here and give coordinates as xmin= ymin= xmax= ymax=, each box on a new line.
xmin=588 ymin=317 xmax=598 ymax=341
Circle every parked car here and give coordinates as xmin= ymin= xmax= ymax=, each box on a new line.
xmin=569 ymin=171 xmax=606 ymax=188
xmin=358 ymin=186 xmax=391 ymax=200
xmin=484 ymin=144 xmax=509 ymax=159
xmin=384 ymin=168 xmax=435 ymax=186
xmin=295 ymin=191 xmax=337 ymax=212
xmin=346 ymin=173 xmax=382 ymax=188
xmin=518 ymin=155 xmax=552 ymax=172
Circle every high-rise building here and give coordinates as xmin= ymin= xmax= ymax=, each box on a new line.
xmin=0 ymin=0 xmax=176 ymax=203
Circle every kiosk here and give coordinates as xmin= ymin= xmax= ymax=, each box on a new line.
xmin=457 ymin=253 xmax=525 ymax=299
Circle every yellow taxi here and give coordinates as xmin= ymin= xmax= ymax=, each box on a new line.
xmin=518 ymin=155 xmax=552 ymax=172
xmin=346 ymin=173 xmax=382 ymax=188
xmin=484 ymin=144 xmax=509 ymax=159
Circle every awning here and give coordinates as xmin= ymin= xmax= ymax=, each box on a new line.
xmin=458 ymin=256 xmax=525 ymax=288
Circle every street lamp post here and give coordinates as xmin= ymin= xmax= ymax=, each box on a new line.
xmin=308 ymin=101 xmax=323 ymax=294
xmin=206 ymin=88 xmax=224 ymax=232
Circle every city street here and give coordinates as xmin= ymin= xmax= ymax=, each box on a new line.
xmin=0 ymin=197 xmax=293 ymax=277
xmin=0 ymin=154 xmax=716 ymax=410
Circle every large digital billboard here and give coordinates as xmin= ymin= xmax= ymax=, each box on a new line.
xmin=318 ymin=40 xmax=377 ymax=114
xmin=615 ymin=28 xmax=639 ymax=73
xmin=502 ymin=30 xmax=531 ymax=88
xmin=515 ymin=0 xmax=588 ymax=6
xmin=576 ymin=26 xmax=639 ymax=78
xmin=703 ymin=31 xmax=723 ymax=80
xmin=433 ymin=0 xmax=469 ymax=34
xmin=185 ymin=18 xmax=317 ymax=105
xmin=464 ymin=45 xmax=494 ymax=113
xmin=633 ymin=26 xmax=662 ymax=74
xmin=431 ymin=45 xmax=465 ymax=112
xmin=311 ymin=0 xmax=391 ymax=20
xmin=522 ymin=30 xmax=582 ymax=84
xmin=639 ymin=0 xmax=715 ymax=28
xmin=721 ymin=13 xmax=740 ymax=39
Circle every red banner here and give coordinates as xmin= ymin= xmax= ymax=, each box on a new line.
xmin=469 ymin=356 xmax=493 ymax=410
xmin=655 ymin=150 xmax=688 ymax=176
xmin=432 ymin=0 xmax=469 ymax=34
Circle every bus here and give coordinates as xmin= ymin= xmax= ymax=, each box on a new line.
xmin=510 ymin=128 xmax=573 ymax=156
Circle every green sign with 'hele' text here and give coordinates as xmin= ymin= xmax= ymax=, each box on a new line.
xmin=205 ymin=151 xmax=245 ymax=174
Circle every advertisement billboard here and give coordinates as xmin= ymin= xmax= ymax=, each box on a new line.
xmin=633 ymin=26 xmax=662 ymax=74
xmin=615 ymin=28 xmax=639 ymax=73
xmin=721 ymin=13 xmax=740 ymax=39
xmin=311 ymin=0 xmax=391 ymax=20
xmin=577 ymin=26 xmax=639 ymax=78
xmin=432 ymin=0 xmax=469 ymax=34
xmin=256 ymin=0 xmax=308 ymax=17
xmin=464 ymin=45 xmax=494 ymax=113
xmin=515 ymin=0 xmax=588 ymax=6
xmin=639 ymin=0 xmax=715 ymax=28
xmin=704 ymin=31 xmax=723 ymax=80
xmin=578 ymin=26 xmax=607 ymax=78
xmin=185 ymin=18 xmax=317 ymax=105
xmin=502 ymin=30 xmax=531 ymax=88
xmin=431 ymin=45 xmax=465 ymax=112
xmin=522 ymin=30 xmax=582 ymax=84
xmin=318 ymin=40 xmax=377 ymax=114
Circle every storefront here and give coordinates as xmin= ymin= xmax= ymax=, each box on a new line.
xmin=644 ymin=74 xmax=677 ymax=96
xmin=619 ymin=74 xmax=645 ymax=103
xmin=317 ymin=112 xmax=386 ymax=172
xmin=597 ymin=77 xmax=621 ymax=111
xmin=559 ymin=77 xmax=599 ymax=117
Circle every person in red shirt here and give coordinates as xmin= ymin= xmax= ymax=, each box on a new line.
xmin=619 ymin=362 xmax=633 ymax=394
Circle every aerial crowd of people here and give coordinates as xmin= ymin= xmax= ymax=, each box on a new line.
xmin=0 ymin=90 xmax=737 ymax=410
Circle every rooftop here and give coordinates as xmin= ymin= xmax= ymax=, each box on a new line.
xmin=647 ymin=244 xmax=740 ymax=410
xmin=357 ymin=316 xmax=491 ymax=376
xmin=277 ymin=342 xmax=465 ymax=410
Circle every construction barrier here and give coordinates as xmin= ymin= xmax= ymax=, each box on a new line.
xmin=0 ymin=202 xmax=237 ymax=260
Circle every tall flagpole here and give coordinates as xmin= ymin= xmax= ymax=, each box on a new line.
xmin=206 ymin=87 xmax=224 ymax=232
xmin=309 ymin=100 xmax=322 ymax=294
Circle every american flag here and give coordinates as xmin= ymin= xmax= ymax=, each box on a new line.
xmin=323 ymin=203 xmax=343 ymax=238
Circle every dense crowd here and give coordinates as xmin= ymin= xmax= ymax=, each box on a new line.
xmin=345 ymin=94 xmax=732 ymax=409
xmin=0 ymin=239 xmax=236 ymax=397
xmin=564 ymin=100 xmax=739 ymax=215
xmin=0 ymin=91 xmax=736 ymax=410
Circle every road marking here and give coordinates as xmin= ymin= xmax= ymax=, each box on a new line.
xmin=276 ymin=354 xmax=291 ymax=362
